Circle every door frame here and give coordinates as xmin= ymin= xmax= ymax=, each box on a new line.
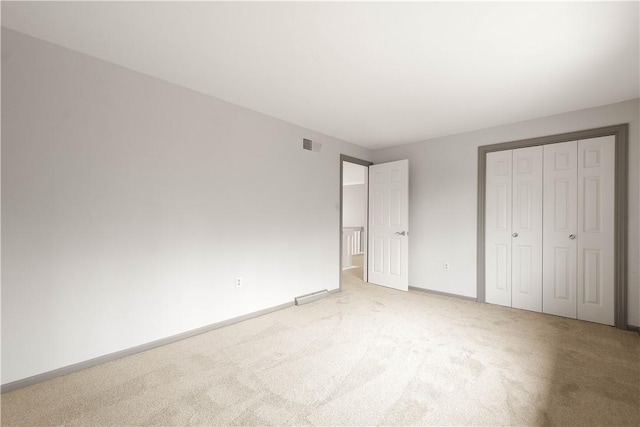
xmin=340 ymin=155 xmax=373 ymax=291
xmin=477 ymin=124 xmax=629 ymax=329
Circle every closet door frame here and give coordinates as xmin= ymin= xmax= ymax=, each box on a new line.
xmin=476 ymin=124 xmax=629 ymax=330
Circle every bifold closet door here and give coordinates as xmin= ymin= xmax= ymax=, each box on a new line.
xmin=511 ymin=147 xmax=543 ymax=312
xmin=543 ymin=141 xmax=578 ymax=319
xmin=485 ymin=147 xmax=542 ymax=310
xmin=542 ymin=137 xmax=615 ymax=324
xmin=487 ymin=137 xmax=615 ymax=324
xmin=485 ymin=150 xmax=513 ymax=307
xmin=577 ymin=136 xmax=615 ymax=325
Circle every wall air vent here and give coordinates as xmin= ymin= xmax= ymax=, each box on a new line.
xmin=303 ymin=138 xmax=322 ymax=153
xmin=303 ymin=138 xmax=313 ymax=151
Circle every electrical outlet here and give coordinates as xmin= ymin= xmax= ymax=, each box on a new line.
xmin=443 ymin=263 xmax=450 ymax=271
xmin=235 ymin=277 xmax=243 ymax=288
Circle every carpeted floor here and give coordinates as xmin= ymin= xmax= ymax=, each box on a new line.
xmin=2 ymin=259 xmax=639 ymax=426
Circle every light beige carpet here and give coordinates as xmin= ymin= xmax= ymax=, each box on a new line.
xmin=2 ymin=261 xmax=639 ymax=426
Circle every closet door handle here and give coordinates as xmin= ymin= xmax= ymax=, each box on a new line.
xmin=569 ymin=234 xmax=576 ymax=240
xmin=512 ymin=233 xmax=518 ymax=237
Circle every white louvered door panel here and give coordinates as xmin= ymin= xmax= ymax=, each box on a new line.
xmin=511 ymin=146 xmax=543 ymax=313
xmin=485 ymin=150 xmax=513 ymax=307
xmin=577 ymin=136 xmax=615 ymax=325
xmin=543 ymin=141 xmax=578 ymax=319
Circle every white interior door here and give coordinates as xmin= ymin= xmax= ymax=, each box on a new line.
xmin=543 ymin=141 xmax=578 ymax=319
xmin=577 ymin=136 xmax=615 ymax=325
xmin=485 ymin=150 xmax=513 ymax=307
xmin=485 ymin=137 xmax=615 ymax=325
xmin=368 ymin=160 xmax=409 ymax=291
xmin=511 ymin=146 xmax=543 ymax=312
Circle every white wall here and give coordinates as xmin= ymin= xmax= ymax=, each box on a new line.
xmin=0 ymin=28 xmax=372 ymax=384
xmin=373 ymin=99 xmax=640 ymax=327
xmin=342 ymin=184 xmax=366 ymax=227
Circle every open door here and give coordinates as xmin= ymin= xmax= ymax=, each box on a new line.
xmin=367 ymin=160 xmax=409 ymax=291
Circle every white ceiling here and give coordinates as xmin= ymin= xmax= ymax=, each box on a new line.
xmin=2 ymin=1 xmax=638 ymax=150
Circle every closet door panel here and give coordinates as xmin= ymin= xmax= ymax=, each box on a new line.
xmin=577 ymin=136 xmax=615 ymax=325
xmin=543 ymin=141 xmax=578 ymax=318
xmin=511 ymin=146 xmax=543 ymax=312
xmin=485 ymin=150 xmax=512 ymax=307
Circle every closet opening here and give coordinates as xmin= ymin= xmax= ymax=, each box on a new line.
xmin=476 ymin=124 xmax=629 ymax=329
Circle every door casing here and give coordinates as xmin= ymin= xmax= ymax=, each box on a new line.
xmin=477 ymin=124 xmax=629 ymax=329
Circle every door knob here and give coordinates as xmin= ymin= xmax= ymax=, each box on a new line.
xmin=512 ymin=233 xmax=518 ymax=237
xmin=395 ymin=231 xmax=407 ymax=236
xmin=569 ymin=234 xmax=576 ymax=240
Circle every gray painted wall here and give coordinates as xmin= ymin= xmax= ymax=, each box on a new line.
xmin=342 ymin=184 xmax=366 ymax=228
xmin=1 ymin=28 xmax=372 ymax=384
xmin=373 ymin=98 xmax=640 ymax=327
